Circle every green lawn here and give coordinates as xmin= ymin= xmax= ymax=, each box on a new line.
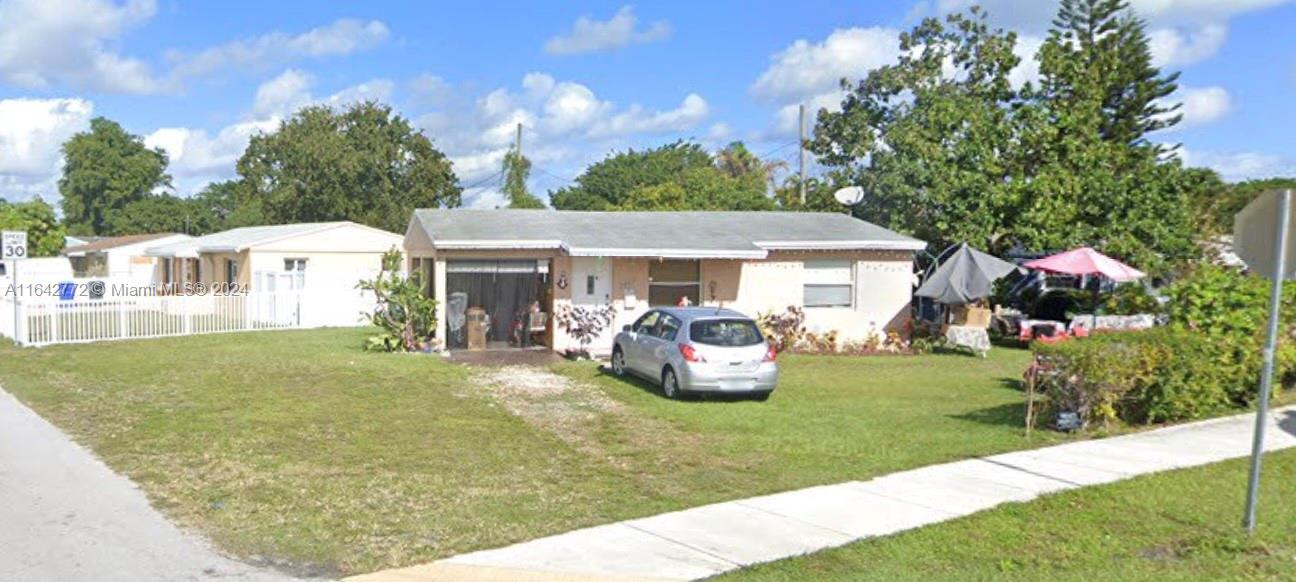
xmin=0 ymin=329 xmax=1061 ymax=575
xmin=717 ymin=450 xmax=1296 ymax=581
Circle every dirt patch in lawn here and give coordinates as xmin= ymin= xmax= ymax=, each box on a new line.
xmin=472 ymin=366 xmax=706 ymax=474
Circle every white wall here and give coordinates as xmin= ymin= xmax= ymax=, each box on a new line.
xmin=102 ymin=234 xmax=192 ymax=285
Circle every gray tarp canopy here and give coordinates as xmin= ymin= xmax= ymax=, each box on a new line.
xmin=915 ymin=243 xmax=1020 ymax=304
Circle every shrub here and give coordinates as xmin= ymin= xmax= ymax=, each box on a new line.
xmin=757 ymin=306 xmax=806 ymax=353
xmin=358 ymin=249 xmax=438 ymax=352
xmin=1033 ymin=328 xmax=1244 ymax=426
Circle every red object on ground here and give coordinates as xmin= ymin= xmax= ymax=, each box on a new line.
xmin=1023 ymin=247 xmax=1146 ymax=282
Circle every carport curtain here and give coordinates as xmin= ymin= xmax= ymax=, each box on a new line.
xmin=446 ymin=260 xmax=546 ymax=349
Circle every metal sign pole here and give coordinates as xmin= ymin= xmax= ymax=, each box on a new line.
xmin=1243 ymin=188 xmax=1291 ymax=533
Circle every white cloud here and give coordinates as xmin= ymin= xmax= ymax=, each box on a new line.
xmin=252 ymin=69 xmax=314 ymax=117
xmin=0 ymin=97 xmax=93 ymax=199
xmin=411 ymin=72 xmax=711 ymax=206
xmin=323 ymin=78 xmax=395 ymax=108
xmin=750 ymin=27 xmax=900 ymax=103
xmin=544 ymin=6 xmax=671 ymax=55
xmin=1147 ymin=24 xmax=1227 ymax=67
xmin=145 ymin=71 xmax=397 ymax=194
xmin=167 ymin=18 xmax=390 ymax=79
xmin=932 ymin=0 xmax=1287 ymax=66
xmin=772 ymin=92 xmax=843 ymax=137
xmin=0 ymin=0 xmax=161 ymax=94
xmin=1171 ymin=85 xmax=1231 ymax=129
xmin=589 ymin=93 xmax=708 ymax=138
xmin=1178 ymin=148 xmax=1296 ymax=182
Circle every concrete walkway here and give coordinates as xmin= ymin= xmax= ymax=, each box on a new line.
xmin=351 ymin=406 xmax=1296 ymax=582
xmin=0 ymin=390 xmax=305 ymax=582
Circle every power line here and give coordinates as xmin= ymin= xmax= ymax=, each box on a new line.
xmin=461 ymin=168 xmax=504 ymax=191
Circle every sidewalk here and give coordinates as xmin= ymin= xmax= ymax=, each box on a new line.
xmin=350 ymin=406 xmax=1296 ymax=582
xmin=0 ymin=389 xmax=303 ymax=582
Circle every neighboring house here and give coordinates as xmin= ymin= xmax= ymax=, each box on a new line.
xmin=64 ymin=234 xmax=100 ymax=249
xmin=62 ymin=233 xmax=192 ymax=284
xmin=145 ymin=222 xmax=404 ymax=327
xmin=404 ymin=209 xmax=925 ymax=354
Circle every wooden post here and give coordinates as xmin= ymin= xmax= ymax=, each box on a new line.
xmin=1025 ymin=355 xmax=1037 ymax=436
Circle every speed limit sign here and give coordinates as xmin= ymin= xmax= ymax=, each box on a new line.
xmin=2 ymin=230 xmax=27 ymax=260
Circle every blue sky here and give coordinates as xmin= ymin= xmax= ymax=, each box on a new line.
xmin=1 ymin=0 xmax=1294 ymax=208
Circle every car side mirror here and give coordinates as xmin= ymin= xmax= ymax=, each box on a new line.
xmin=622 ymin=325 xmax=632 ymax=332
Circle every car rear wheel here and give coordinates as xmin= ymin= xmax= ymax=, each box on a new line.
xmin=751 ymin=390 xmax=772 ymax=402
xmin=611 ymin=347 xmax=627 ymax=377
xmin=661 ymin=367 xmax=681 ymax=400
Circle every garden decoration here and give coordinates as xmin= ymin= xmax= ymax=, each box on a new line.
xmin=916 ymin=242 xmax=1020 ymax=304
xmin=555 ymin=303 xmax=616 ymax=359
xmin=1025 ymin=246 xmax=1146 ymax=329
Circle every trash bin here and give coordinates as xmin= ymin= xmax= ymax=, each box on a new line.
xmin=466 ymin=307 xmax=489 ymax=350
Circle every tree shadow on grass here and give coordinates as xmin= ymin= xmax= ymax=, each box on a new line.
xmin=949 ymin=402 xmax=1028 ymax=429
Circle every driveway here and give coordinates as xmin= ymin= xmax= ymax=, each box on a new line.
xmin=0 ymin=389 xmax=309 ymax=582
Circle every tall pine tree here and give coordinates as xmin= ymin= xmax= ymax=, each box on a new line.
xmin=1041 ymin=0 xmax=1180 ymax=148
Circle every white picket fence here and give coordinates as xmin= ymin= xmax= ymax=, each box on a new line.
xmin=0 ymin=292 xmax=311 ymax=347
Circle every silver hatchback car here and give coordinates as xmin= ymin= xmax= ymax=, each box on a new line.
xmin=610 ymin=307 xmax=778 ymax=400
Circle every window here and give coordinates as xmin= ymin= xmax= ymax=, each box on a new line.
xmin=226 ymin=259 xmax=238 ymax=284
xmin=690 ymin=319 xmax=764 ymax=346
xmin=284 ymin=258 xmax=307 ymax=271
xmin=632 ymin=311 xmax=660 ymax=334
xmin=649 ymin=260 xmax=701 ymax=306
xmin=70 ymin=254 xmax=107 ymax=278
xmin=656 ymin=314 xmax=682 ymax=341
xmin=803 ymin=260 xmax=854 ymax=308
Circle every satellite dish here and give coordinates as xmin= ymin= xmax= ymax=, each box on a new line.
xmin=833 ymin=186 xmax=865 ymax=206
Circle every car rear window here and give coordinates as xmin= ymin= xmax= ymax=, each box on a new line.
xmin=689 ymin=319 xmax=763 ymax=347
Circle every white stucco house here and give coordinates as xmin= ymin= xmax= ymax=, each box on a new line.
xmin=145 ymin=221 xmax=404 ymax=326
xmin=62 ymin=233 xmax=193 ymax=285
xmin=403 ymin=209 xmax=925 ymax=354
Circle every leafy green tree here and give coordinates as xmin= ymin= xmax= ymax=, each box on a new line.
xmin=550 ymin=141 xmax=773 ymax=211
xmin=1043 ymin=0 xmax=1179 ymax=148
xmin=715 ymin=141 xmax=786 ymax=188
xmin=109 ymin=195 xmax=194 ymax=234
xmin=1194 ymin=177 xmax=1296 ymax=237
xmin=502 ymin=150 xmax=545 ymax=208
xmin=774 ymin=177 xmax=847 ymax=212
xmin=809 ymin=3 xmax=1208 ymax=274
xmin=810 ymin=8 xmax=1024 ymax=251
xmin=189 ymin=180 xmax=264 ymax=232
xmin=0 ymin=197 xmax=65 ymax=257
xmin=59 ymin=117 xmax=172 ymax=235
xmin=235 ymin=102 xmax=461 ymax=233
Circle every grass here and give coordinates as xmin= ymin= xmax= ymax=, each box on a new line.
xmin=716 ymin=450 xmax=1296 ymax=581
xmin=0 ymin=328 xmax=1063 ymax=575
xmin=551 ymin=349 xmax=1066 ymax=494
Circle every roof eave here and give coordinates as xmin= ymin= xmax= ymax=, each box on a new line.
xmin=754 ymin=240 xmax=927 ymax=251
xmin=565 ymin=247 xmax=769 ymax=260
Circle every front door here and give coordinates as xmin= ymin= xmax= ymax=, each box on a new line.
xmin=570 ymin=257 xmax=613 ymax=354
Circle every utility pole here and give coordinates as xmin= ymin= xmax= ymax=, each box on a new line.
xmin=515 ymin=122 xmax=522 ymax=157
xmin=798 ymin=103 xmax=807 ymax=206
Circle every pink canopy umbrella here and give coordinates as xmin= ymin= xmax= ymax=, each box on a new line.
xmin=1023 ymin=247 xmax=1145 ymax=282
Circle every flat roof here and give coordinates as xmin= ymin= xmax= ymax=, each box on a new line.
xmin=410 ymin=210 xmax=925 ymax=258
xmin=146 ymin=221 xmax=397 ymax=257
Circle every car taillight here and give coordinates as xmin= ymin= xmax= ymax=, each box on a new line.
xmin=763 ymin=346 xmax=777 ymax=362
xmin=679 ymin=343 xmax=705 ymax=363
